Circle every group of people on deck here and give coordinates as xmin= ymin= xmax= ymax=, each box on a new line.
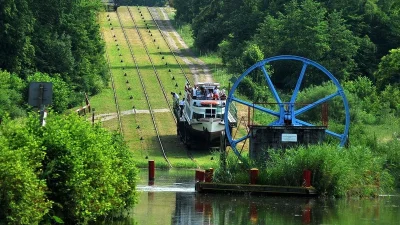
xmin=185 ymin=83 xmax=226 ymax=100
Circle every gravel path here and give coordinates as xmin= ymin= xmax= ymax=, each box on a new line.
xmin=148 ymin=7 xmax=214 ymax=84
xmin=95 ymin=108 xmax=171 ymax=122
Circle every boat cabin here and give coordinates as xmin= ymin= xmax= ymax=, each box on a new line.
xmin=172 ymin=82 xmax=227 ymax=122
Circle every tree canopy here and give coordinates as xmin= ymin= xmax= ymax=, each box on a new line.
xmin=174 ymin=0 xmax=400 ymax=89
xmin=0 ymin=0 xmax=108 ymax=118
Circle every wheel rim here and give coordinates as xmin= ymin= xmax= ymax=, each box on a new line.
xmin=223 ymin=55 xmax=350 ymax=159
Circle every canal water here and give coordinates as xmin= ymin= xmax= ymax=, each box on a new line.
xmin=107 ymin=169 xmax=399 ymax=225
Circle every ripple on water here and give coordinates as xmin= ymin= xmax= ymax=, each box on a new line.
xmin=137 ymin=185 xmax=195 ymax=192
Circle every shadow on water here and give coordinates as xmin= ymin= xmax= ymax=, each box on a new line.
xmin=97 ymin=169 xmax=400 ymax=225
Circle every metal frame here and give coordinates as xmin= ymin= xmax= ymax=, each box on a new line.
xmin=223 ymin=55 xmax=350 ymax=159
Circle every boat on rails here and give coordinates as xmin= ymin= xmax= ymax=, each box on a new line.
xmin=172 ymin=82 xmax=237 ymax=149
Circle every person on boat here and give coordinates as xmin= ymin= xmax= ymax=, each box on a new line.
xmin=199 ymin=86 xmax=206 ymax=100
xmin=179 ymin=98 xmax=185 ymax=117
xmin=220 ymin=89 xmax=227 ymax=100
xmin=192 ymin=85 xmax=198 ymax=99
xmin=213 ymin=86 xmax=220 ymax=100
xmin=185 ymin=82 xmax=191 ymax=92
xmin=171 ymin=92 xmax=179 ymax=100
xmin=206 ymin=89 xmax=213 ymax=100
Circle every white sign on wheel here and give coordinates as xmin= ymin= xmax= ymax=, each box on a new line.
xmin=282 ymin=133 xmax=297 ymax=142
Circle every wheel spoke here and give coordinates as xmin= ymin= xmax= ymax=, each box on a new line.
xmin=296 ymin=119 xmax=343 ymax=139
xmin=290 ymin=63 xmax=308 ymax=104
xmin=325 ymin=129 xmax=343 ymax=139
xmin=232 ymin=134 xmax=250 ymax=146
xmin=295 ymin=91 xmax=340 ymax=116
xmin=232 ymin=96 xmax=280 ymax=117
xmin=261 ymin=66 xmax=282 ymax=104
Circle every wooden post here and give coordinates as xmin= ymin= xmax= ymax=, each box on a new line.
xmin=148 ymin=160 xmax=155 ymax=181
xmin=250 ymin=168 xmax=259 ymax=184
xmin=303 ymin=170 xmax=312 ymax=187
xmin=195 ymin=169 xmax=205 ymax=182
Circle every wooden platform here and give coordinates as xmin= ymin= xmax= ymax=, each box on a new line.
xmin=195 ymin=182 xmax=317 ymax=196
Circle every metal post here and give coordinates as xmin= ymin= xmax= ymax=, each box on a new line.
xmin=148 ymin=160 xmax=155 ymax=181
xmin=92 ymin=108 xmax=95 ymax=126
xmin=38 ymin=84 xmax=46 ymax=126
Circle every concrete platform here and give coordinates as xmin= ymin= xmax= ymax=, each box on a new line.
xmin=195 ymin=182 xmax=317 ymax=196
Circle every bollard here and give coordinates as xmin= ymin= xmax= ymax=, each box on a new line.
xmin=148 ymin=160 xmax=155 ymax=181
xmin=205 ymin=168 xmax=214 ymax=182
xmin=195 ymin=169 xmax=205 ymax=182
xmin=303 ymin=170 xmax=312 ymax=187
xmin=250 ymin=168 xmax=259 ymax=184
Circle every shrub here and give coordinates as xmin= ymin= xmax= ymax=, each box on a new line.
xmin=38 ymin=113 xmax=138 ymax=224
xmin=214 ymin=144 xmax=394 ymax=197
xmin=0 ymin=113 xmax=138 ymax=224
xmin=0 ymin=118 xmax=51 ymax=225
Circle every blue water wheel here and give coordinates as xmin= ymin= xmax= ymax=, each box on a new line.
xmin=223 ymin=55 xmax=350 ymax=159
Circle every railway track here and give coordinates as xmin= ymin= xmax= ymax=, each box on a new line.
xmin=112 ymin=6 xmax=198 ymax=167
xmin=115 ymin=8 xmax=173 ymax=168
xmin=146 ymin=7 xmax=192 ymax=85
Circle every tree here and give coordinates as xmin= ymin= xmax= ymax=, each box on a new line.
xmin=253 ymin=0 xmax=360 ymax=89
xmin=27 ymin=72 xmax=72 ymax=112
xmin=192 ymin=0 xmax=225 ymax=51
xmin=0 ymin=0 xmax=35 ymax=76
xmin=0 ymin=70 xmax=26 ymax=118
xmin=374 ymin=48 xmax=400 ymax=89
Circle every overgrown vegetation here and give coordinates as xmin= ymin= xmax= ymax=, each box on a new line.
xmin=0 ymin=113 xmax=138 ymax=224
xmin=0 ymin=0 xmax=107 ymax=118
xmin=170 ymin=0 xmax=400 ymax=196
xmin=214 ymin=142 xmax=398 ymax=197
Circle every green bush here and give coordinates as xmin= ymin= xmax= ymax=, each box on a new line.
xmin=214 ymin=144 xmax=394 ymax=197
xmin=39 ymin=113 xmax=138 ymax=224
xmin=0 ymin=118 xmax=51 ymax=225
xmin=375 ymin=140 xmax=400 ymax=187
xmin=0 ymin=113 xmax=138 ymax=224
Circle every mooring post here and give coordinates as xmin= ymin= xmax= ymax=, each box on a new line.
xmin=303 ymin=170 xmax=312 ymax=187
xmin=148 ymin=160 xmax=155 ymax=182
xmin=250 ymin=168 xmax=259 ymax=184
xmin=205 ymin=168 xmax=214 ymax=182
xmin=195 ymin=169 xmax=205 ymax=182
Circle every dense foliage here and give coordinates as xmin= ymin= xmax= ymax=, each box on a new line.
xmin=0 ymin=114 xmax=138 ymax=224
xmin=172 ymin=0 xmax=400 ymax=195
xmin=174 ymin=0 xmax=400 ymax=88
xmin=0 ymin=0 xmax=107 ymax=118
xmin=213 ymin=143 xmax=397 ymax=197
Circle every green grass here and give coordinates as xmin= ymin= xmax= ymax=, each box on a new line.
xmin=213 ymin=144 xmax=396 ymax=197
xmin=95 ymin=8 xmax=205 ymax=169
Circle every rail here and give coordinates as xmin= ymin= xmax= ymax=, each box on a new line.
xmin=116 ymin=8 xmax=172 ymax=168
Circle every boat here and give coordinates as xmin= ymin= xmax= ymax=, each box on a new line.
xmin=172 ymin=82 xmax=237 ymax=149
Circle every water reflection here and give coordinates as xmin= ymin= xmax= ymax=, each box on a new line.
xmin=103 ymin=169 xmax=400 ymax=225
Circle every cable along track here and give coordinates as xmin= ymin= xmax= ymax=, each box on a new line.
xmin=146 ymin=7 xmax=192 ymax=85
xmin=116 ymin=6 xmax=199 ymax=167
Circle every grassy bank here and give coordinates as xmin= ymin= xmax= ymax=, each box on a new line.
xmin=211 ymin=141 xmax=399 ymax=197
